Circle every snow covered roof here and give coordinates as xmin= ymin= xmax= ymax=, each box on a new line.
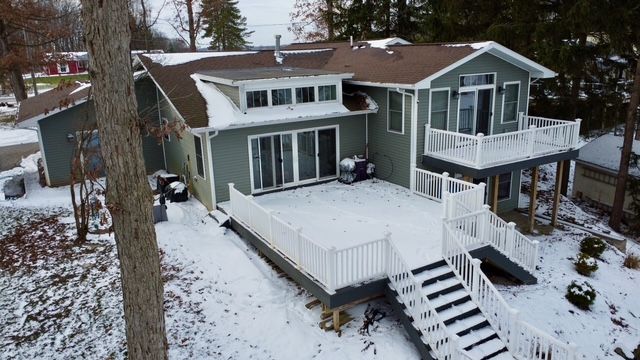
xmin=143 ymin=51 xmax=258 ymax=66
xmin=577 ymin=133 xmax=640 ymax=178
xmin=196 ymin=67 xmax=351 ymax=85
xmin=190 ymin=74 xmax=375 ymax=131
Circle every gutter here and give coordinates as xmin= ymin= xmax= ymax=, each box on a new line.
xmin=395 ymin=88 xmax=419 ymax=191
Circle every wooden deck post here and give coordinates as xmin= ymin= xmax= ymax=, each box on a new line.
xmin=333 ymin=310 xmax=340 ymax=332
xmin=551 ymin=161 xmax=564 ymax=227
xmin=491 ymin=175 xmax=500 ymax=213
xmin=528 ymin=166 xmax=539 ymax=233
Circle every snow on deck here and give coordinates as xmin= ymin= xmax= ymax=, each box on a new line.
xmin=249 ymin=180 xmax=443 ymax=269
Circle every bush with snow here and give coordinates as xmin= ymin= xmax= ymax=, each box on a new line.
xmin=580 ymin=236 xmax=606 ymax=258
xmin=566 ymin=280 xmax=596 ymax=310
xmin=574 ymin=253 xmax=598 ymax=276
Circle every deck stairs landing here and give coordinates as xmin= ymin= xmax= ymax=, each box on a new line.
xmin=388 ymin=259 xmax=515 ymax=360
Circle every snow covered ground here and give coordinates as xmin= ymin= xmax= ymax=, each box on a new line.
xmin=248 ymin=180 xmax=443 ymax=268
xmin=0 ymin=125 xmax=38 ymax=147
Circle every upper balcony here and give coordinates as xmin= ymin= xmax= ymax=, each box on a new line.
xmin=423 ymin=113 xmax=581 ymax=177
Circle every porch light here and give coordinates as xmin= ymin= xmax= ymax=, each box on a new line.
xmin=451 ymin=90 xmax=459 ymax=99
xmin=497 ymin=86 xmax=505 ymax=95
xmin=66 ymin=133 xmax=75 ymax=142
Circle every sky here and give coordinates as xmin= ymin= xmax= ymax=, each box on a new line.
xmin=150 ymin=0 xmax=297 ymax=48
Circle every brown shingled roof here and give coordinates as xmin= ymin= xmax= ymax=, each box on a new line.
xmin=140 ymin=42 xmax=479 ymax=129
xmin=17 ymin=82 xmax=91 ymax=124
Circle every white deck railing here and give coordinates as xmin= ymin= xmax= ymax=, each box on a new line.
xmin=443 ymin=220 xmax=577 ymax=359
xmin=424 ymin=114 xmax=581 ymax=169
xmin=228 ymin=183 xmax=387 ymax=292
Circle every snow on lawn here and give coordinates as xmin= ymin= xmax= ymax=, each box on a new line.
xmin=250 ymin=179 xmax=444 ymax=268
xmin=0 ymin=126 xmax=38 ymax=147
xmin=0 ymin=162 xmax=419 ymax=359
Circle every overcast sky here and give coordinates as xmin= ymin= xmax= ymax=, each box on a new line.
xmin=151 ymin=0 xmax=297 ymax=48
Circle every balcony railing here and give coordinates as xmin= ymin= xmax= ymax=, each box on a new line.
xmin=424 ymin=113 xmax=581 ymax=169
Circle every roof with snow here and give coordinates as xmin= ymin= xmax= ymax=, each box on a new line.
xmin=138 ymin=38 xmax=555 ymax=129
xmin=577 ymin=133 xmax=640 ymax=178
xmin=17 ymin=81 xmax=92 ymax=127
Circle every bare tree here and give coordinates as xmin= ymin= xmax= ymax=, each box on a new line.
xmin=79 ymin=0 xmax=168 ymax=359
xmin=130 ymin=0 xmax=167 ymax=52
xmin=170 ymin=0 xmax=202 ymax=51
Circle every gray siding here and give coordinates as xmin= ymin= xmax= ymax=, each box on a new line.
xmin=365 ymin=86 xmax=413 ymax=188
xmin=211 ymin=115 xmax=366 ymax=202
xmin=486 ymin=170 xmax=521 ymax=213
xmin=39 ymin=79 xmax=165 ymax=186
xmin=215 ymin=83 xmax=241 ymax=107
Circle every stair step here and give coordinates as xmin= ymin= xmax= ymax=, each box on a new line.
xmin=448 ymin=313 xmax=488 ymax=335
xmin=438 ymin=300 xmax=478 ymax=322
xmin=413 ymin=265 xmax=453 ymax=284
xmin=467 ymin=338 xmax=507 ymax=359
xmin=458 ymin=326 xmax=497 ymax=349
xmin=487 ymin=351 xmax=516 ymax=360
xmin=430 ymin=289 xmax=470 ymax=310
xmin=422 ymin=277 xmax=461 ymax=296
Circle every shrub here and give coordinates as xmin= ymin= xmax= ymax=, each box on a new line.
xmin=580 ymin=236 xmax=606 ymax=258
xmin=574 ymin=253 xmax=598 ymax=276
xmin=624 ymin=253 xmax=640 ymax=270
xmin=566 ymin=280 xmax=596 ymax=310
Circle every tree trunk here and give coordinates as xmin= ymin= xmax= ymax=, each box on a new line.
xmin=326 ymin=0 xmax=334 ymax=41
xmin=609 ymin=59 xmax=640 ymax=231
xmin=79 ymin=1 xmax=168 ymax=359
xmin=0 ymin=20 xmax=27 ymax=102
xmin=187 ymin=0 xmax=197 ymax=51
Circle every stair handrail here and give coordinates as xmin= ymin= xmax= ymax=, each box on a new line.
xmin=386 ymin=239 xmax=473 ymax=360
xmin=442 ymin=220 xmax=578 ymax=360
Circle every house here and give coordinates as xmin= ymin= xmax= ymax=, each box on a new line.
xmin=16 ymin=75 xmax=165 ymax=186
xmin=43 ymin=52 xmax=89 ymax=76
xmin=573 ymin=133 xmax=639 ymax=217
xmin=22 ymin=38 xmax=582 ymax=359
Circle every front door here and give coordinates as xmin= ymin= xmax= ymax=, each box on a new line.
xmin=476 ymin=89 xmax=492 ymax=135
xmin=318 ymin=128 xmax=337 ymax=178
xmin=457 ymin=88 xmax=494 ymax=135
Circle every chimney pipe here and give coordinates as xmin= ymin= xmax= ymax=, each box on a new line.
xmin=350 ymin=35 xmax=353 ymax=47
xmin=275 ymin=34 xmax=282 ymax=61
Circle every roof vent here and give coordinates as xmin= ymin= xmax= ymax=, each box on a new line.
xmin=274 ymin=34 xmax=283 ymax=64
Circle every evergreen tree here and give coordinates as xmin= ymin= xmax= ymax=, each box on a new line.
xmin=201 ymin=0 xmax=252 ymax=50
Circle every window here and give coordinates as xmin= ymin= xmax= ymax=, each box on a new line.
xmin=497 ymin=172 xmax=512 ymax=200
xmin=502 ymin=82 xmax=520 ymax=123
xmin=58 ymin=63 xmax=69 ymax=73
xmin=430 ymin=89 xmax=449 ymax=130
xmin=460 ymin=74 xmax=494 ymax=87
xmin=388 ymin=91 xmax=404 ymax=133
xmin=271 ymin=88 xmax=292 ymax=106
xmin=194 ymin=134 xmax=205 ymax=178
xmin=246 ymin=90 xmax=268 ymax=108
xmin=318 ymin=85 xmax=337 ymax=101
xmin=296 ymin=86 xmax=315 ymax=103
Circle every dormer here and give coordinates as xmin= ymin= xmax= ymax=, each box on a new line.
xmin=195 ymin=67 xmax=354 ymax=113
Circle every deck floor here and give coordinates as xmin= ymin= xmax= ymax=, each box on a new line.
xmin=241 ymin=180 xmax=444 ymax=269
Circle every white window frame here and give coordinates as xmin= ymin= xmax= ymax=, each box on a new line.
xmin=500 ymin=81 xmax=521 ymax=124
xmin=57 ymin=62 xmax=69 ymax=74
xmin=455 ymin=72 xmax=497 ymax=135
xmin=193 ymin=133 xmax=206 ymax=180
xmin=428 ymin=87 xmax=450 ymax=129
xmin=245 ymin=89 xmax=269 ymax=109
xmin=317 ymin=84 xmax=338 ymax=103
xmin=387 ymin=89 xmax=405 ymax=134
xmin=497 ymin=172 xmax=512 ymax=202
xmin=270 ymin=87 xmax=293 ymax=107
xmin=247 ymin=125 xmax=340 ymax=194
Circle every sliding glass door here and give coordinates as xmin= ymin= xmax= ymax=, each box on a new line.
xmin=457 ymin=88 xmax=493 ymax=135
xmin=250 ymin=127 xmax=338 ymax=192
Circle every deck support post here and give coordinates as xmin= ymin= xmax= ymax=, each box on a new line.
xmin=491 ymin=175 xmax=500 ymax=213
xmin=528 ymin=166 xmax=539 ymax=233
xmin=551 ymin=161 xmax=564 ymax=227
xmin=332 ymin=310 xmax=340 ymax=332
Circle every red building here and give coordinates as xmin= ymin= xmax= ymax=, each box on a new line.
xmin=43 ymin=52 xmax=88 ymax=76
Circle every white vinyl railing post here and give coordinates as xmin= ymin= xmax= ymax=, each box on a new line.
xmin=441 ymin=171 xmax=450 ymax=197
xmin=532 ymin=240 xmax=540 ymax=269
xmin=267 ymin=210 xmax=275 ymax=246
xmin=424 ymin=123 xmax=431 ymax=155
xmin=294 ymin=227 xmax=303 ymax=266
xmin=384 ymin=232 xmax=392 ymax=273
xmin=506 ymin=222 xmax=516 ymax=258
xmin=508 ymin=308 xmax=520 ymax=348
xmin=442 ymin=190 xmax=450 ymax=219
xmin=327 ymin=246 xmax=336 ymax=291
xmin=475 ymin=133 xmax=484 ymax=166
xmin=527 ymin=125 xmax=537 ymax=157
xmin=227 ymin=183 xmax=235 ymax=216
xmin=471 ymin=258 xmax=482 ymax=295
xmin=568 ymin=342 xmax=578 ymax=359
xmin=573 ymin=118 xmax=582 ymax=148
xmin=478 ymin=183 xmax=487 ymax=209
xmin=518 ymin=112 xmax=525 ymax=131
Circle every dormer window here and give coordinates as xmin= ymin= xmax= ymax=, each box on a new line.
xmin=318 ymin=85 xmax=337 ymax=101
xmin=272 ymin=88 xmax=293 ymax=106
xmin=246 ymin=90 xmax=268 ymax=108
xmin=295 ymin=87 xmax=315 ymax=103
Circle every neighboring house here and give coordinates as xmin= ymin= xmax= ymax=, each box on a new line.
xmin=16 ymin=76 xmax=165 ymax=186
xmin=43 ymin=52 xmax=89 ymax=76
xmin=134 ymin=38 xmax=580 ymax=212
xmin=573 ymin=133 xmax=639 ymax=217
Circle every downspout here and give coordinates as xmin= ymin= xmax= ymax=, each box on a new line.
xmin=396 ymin=88 xmax=418 ymax=191
xmin=156 ymin=86 xmax=167 ymax=170
xmin=365 ymin=113 xmax=369 ymax=159
xmin=207 ymin=130 xmax=219 ymax=209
